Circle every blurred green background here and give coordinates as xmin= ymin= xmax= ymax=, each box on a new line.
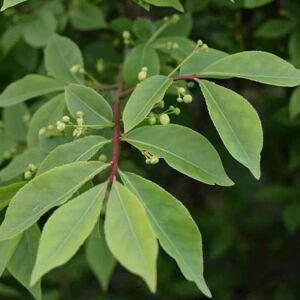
xmin=1 ymin=0 xmax=300 ymax=299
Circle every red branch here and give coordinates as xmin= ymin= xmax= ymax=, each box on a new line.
xmin=110 ymin=101 xmax=121 ymax=182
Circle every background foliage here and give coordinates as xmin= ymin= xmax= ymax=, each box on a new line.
xmin=0 ymin=0 xmax=300 ymax=299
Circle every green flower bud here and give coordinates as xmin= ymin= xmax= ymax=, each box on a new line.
xmin=47 ymin=125 xmax=54 ymax=130
xmin=28 ymin=164 xmax=37 ymax=172
xmin=200 ymin=44 xmax=209 ymax=52
xmin=76 ymin=111 xmax=84 ymax=118
xmin=150 ymin=157 xmax=159 ymax=165
xmin=3 ymin=150 xmax=11 ymax=160
xmin=187 ymin=81 xmax=195 ymax=88
xmin=23 ymin=114 xmax=31 ymax=122
xmin=183 ymin=94 xmax=193 ymax=104
xmin=56 ymin=121 xmax=66 ymax=132
xmin=177 ymin=97 xmax=183 ymax=103
xmin=24 ymin=170 xmax=32 ymax=180
xmin=174 ymin=107 xmax=181 ymax=115
xmin=171 ymin=14 xmax=180 ymax=23
xmin=148 ymin=116 xmax=157 ymax=125
xmin=99 ymin=154 xmax=108 ymax=162
xmin=159 ymin=113 xmax=170 ymax=125
xmin=158 ymin=100 xmax=165 ymax=109
xmin=39 ymin=127 xmax=46 ymax=136
xmin=138 ymin=70 xmax=147 ymax=81
xmin=70 ymin=65 xmax=81 ymax=73
xmin=62 ymin=115 xmax=70 ymax=123
xmin=178 ymin=87 xmax=186 ymax=94
xmin=122 ymin=31 xmax=131 ymax=39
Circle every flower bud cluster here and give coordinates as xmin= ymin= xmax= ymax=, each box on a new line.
xmin=138 ymin=67 xmax=148 ymax=81
xmin=142 ymin=150 xmax=160 ymax=165
xmin=122 ymin=31 xmax=132 ymax=45
xmin=24 ymin=163 xmax=38 ymax=181
xmin=70 ymin=65 xmax=85 ymax=74
xmin=73 ymin=111 xmax=85 ymax=137
xmin=147 ymin=104 xmax=181 ymax=126
xmin=176 ymin=87 xmax=193 ymax=104
xmin=3 ymin=147 xmax=16 ymax=160
xmin=197 ymin=40 xmax=209 ymax=52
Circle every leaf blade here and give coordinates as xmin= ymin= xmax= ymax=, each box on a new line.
xmin=120 ymin=171 xmax=211 ymax=297
xmin=199 ymin=80 xmax=263 ymax=178
xmin=104 ymin=181 xmax=158 ymax=292
xmin=0 ymin=75 xmax=64 ymax=107
xmin=37 ymin=136 xmax=110 ymax=175
xmin=124 ymin=125 xmax=233 ymax=186
xmin=31 ymin=183 xmax=107 ymax=285
xmin=123 ymin=75 xmax=172 ymax=133
xmin=0 ymin=162 xmax=109 ymax=241
xmin=201 ymin=51 xmax=300 ymax=87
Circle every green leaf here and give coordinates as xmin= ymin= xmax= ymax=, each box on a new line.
xmin=289 ymin=31 xmax=300 ymax=66
xmin=0 ymin=283 xmax=19 ymax=297
xmin=200 ymin=51 xmax=300 ymax=87
xmin=104 ymin=181 xmax=158 ymax=292
xmin=22 ymin=10 xmax=57 ymax=48
xmin=0 ymin=162 xmax=109 ymax=241
xmin=123 ymin=75 xmax=172 ymax=133
xmin=45 ymin=34 xmax=84 ymax=84
xmin=123 ymin=45 xmax=160 ymax=87
xmin=65 ymin=84 xmax=113 ymax=126
xmin=243 ymin=0 xmax=273 ymax=8
xmin=144 ymin=0 xmax=184 ymax=12
xmin=0 ymin=133 xmax=16 ymax=164
xmin=85 ymin=220 xmax=116 ymax=291
xmin=199 ymin=80 xmax=263 ymax=179
xmin=0 ymin=148 xmax=46 ymax=182
xmin=0 ymin=236 xmax=21 ymax=277
xmin=157 ymin=14 xmax=192 ymax=37
xmin=289 ymin=86 xmax=300 ymax=119
xmin=1 ymin=23 xmax=23 ymax=55
xmin=27 ymin=93 xmax=65 ymax=148
xmin=7 ymin=225 xmax=41 ymax=300
xmin=37 ymin=136 xmax=110 ymax=175
xmin=69 ymin=3 xmax=107 ymax=31
xmin=0 ymin=182 xmax=25 ymax=211
xmin=1 ymin=0 xmax=27 ymax=11
xmin=124 ymin=125 xmax=233 ymax=186
xmin=283 ymin=203 xmax=300 ymax=234
xmin=3 ymin=103 xmax=29 ymax=142
xmin=255 ymin=18 xmax=294 ymax=39
xmin=120 ymin=171 xmax=212 ymax=297
xmin=153 ymin=36 xmax=196 ymax=62
xmin=31 ymin=183 xmax=107 ymax=285
xmin=180 ymin=49 xmax=228 ymax=75
xmin=0 ymin=75 xmax=64 ymax=107
xmin=132 ymin=18 xmax=155 ymax=41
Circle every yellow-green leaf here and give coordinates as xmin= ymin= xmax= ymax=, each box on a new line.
xmin=104 ymin=182 xmax=158 ymax=292
xmin=199 ymin=80 xmax=263 ymax=179
xmin=31 ymin=183 xmax=107 ymax=285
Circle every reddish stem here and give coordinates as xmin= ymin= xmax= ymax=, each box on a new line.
xmin=172 ymin=73 xmax=199 ymax=81
xmin=110 ymin=101 xmax=121 ymax=181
